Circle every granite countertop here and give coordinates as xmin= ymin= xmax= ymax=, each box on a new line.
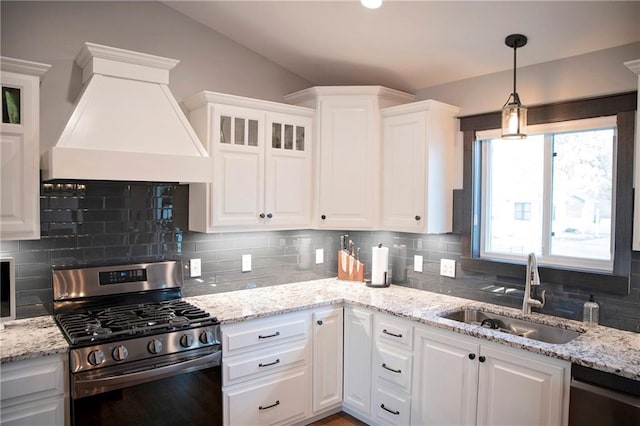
xmin=188 ymin=278 xmax=640 ymax=381
xmin=1 ymin=278 xmax=638 ymax=382
xmin=0 ymin=316 xmax=69 ymax=363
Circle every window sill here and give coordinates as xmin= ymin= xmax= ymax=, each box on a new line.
xmin=461 ymin=256 xmax=629 ymax=295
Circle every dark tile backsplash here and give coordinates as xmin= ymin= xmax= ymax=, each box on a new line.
xmin=1 ymin=180 xmax=639 ymax=332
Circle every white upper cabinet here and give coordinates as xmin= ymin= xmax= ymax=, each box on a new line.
xmin=185 ymin=92 xmax=313 ymax=232
xmin=624 ymin=59 xmax=640 ymax=251
xmin=285 ymin=86 xmax=414 ymax=230
xmin=381 ymin=100 xmax=460 ymax=233
xmin=1 ymin=57 xmax=50 ymax=241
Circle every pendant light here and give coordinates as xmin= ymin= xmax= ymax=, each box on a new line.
xmin=501 ymin=34 xmax=528 ymax=139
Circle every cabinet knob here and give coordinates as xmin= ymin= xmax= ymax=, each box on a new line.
xmin=259 ymin=213 xmax=265 ymax=219
xmin=479 ymin=356 xmax=486 ymax=363
xmin=468 ymin=353 xmax=476 ymax=360
xmin=267 ymin=213 xmax=273 ymax=219
xmin=321 ymin=215 xmax=327 ymax=220
xmin=317 ymin=320 xmax=323 ymax=326
xmin=415 ymin=215 xmax=421 ymax=221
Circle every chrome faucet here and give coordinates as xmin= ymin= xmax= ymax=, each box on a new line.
xmin=522 ymin=252 xmax=546 ymax=315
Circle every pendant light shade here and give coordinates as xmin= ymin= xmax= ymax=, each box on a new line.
xmin=501 ymin=34 xmax=528 ymax=139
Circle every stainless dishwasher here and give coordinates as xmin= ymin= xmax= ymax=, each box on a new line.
xmin=569 ymin=364 xmax=640 ymax=426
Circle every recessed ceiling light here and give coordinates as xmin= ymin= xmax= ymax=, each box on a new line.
xmin=361 ymin=0 xmax=382 ymax=9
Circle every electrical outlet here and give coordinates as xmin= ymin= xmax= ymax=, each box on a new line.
xmin=189 ymin=258 xmax=201 ymax=278
xmin=315 ymin=248 xmax=324 ymax=264
xmin=414 ymin=255 xmax=423 ymax=272
xmin=440 ymin=258 xmax=456 ymax=278
xmin=242 ymin=254 xmax=252 ymax=272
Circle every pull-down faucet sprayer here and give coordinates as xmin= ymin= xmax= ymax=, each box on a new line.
xmin=522 ymin=253 xmax=546 ymax=315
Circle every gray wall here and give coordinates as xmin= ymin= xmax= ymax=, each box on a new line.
xmin=416 ymin=42 xmax=640 ymax=116
xmin=0 ymin=1 xmax=312 ymax=155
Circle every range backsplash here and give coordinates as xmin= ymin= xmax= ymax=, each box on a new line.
xmin=1 ymin=181 xmax=638 ymax=332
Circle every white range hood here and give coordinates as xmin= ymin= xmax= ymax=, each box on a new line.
xmin=41 ymin=42 xmax=212 ymax=183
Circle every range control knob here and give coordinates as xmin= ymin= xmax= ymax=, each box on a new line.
xmin=180 ymin=334 xmax=194 ymax=348
xmin=112 ymin=345 xmax=129 ymax=362
xmin=200 ymin=330 xmax=215 ymax=344
xmin=87 ymin=349 xmax=105 ymax=366
xmin=148 ymin=339 xmax=163 ymax=354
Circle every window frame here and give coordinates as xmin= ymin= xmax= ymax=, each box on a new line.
xmin=478 ymin=116 xmax=617 ymax=272
xmin=459 ymin=92 xmax=636 ymax=295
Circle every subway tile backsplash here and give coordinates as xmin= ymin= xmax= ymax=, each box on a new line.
xmin=1 ymin=181 xmax=639 ymax=332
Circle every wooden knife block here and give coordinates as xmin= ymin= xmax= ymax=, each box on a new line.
xmin=338 ymin=250 xmax=365 ymax=282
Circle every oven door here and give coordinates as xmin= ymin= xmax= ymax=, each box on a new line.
xmin=71 ymin=347 xmax=222 ymax=426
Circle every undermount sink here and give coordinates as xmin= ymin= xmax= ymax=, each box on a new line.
xmin=440 ymin=309 xmax=582 ymax=344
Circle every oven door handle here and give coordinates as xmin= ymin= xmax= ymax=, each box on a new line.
xmin=73 ymin=350 xmax=221 ymax=399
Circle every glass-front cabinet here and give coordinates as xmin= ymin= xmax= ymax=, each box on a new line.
xmin=1 ymin=57 xmax=50 ymax=241
xmin=184 ymin=92 xmax=313 ymax=232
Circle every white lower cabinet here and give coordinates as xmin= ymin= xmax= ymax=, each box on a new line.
xmin=0 ymin=354 xmax=68 ymax=426
xmin=412 ymin=326 xmax=570 ymax=426
xmin=342 ymin=306 xmax=373 ymax=418
xmin=371 ymin=313 xmax=414 ymax=426
xmin=312 ymin=306 xmax=343 ymax=413
xmin=221 ymin=306 xmax=343 ymax=425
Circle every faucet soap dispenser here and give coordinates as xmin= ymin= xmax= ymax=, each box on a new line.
xmin=582 ymin=295 xmax=599 ymax=327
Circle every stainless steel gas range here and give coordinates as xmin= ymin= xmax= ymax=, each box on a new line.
xmin=53 ymin=261 xmax=222 ymax=426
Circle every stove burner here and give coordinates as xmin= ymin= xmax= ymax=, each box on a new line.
xmin=56 ymin=299 xmax=218 ymax=346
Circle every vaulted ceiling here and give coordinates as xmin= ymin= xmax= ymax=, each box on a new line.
xmin=165 ymin=1 xmax=640 ymax=93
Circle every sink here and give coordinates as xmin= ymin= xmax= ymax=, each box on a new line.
xmin=440 ymin=309 xmax=582 ymax=344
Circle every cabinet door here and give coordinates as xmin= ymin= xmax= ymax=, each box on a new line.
xmin=265 ymin=112 xmax=312 ymax=229
xmin=211 ymin=106 xmax=265 ymax=228
xmin=343 ymin=307 xmax=373 ymax=418
xmin=477 ymin=343 xmax=568 ymax=426
xmin=381 ymin=111 xmax=427 ymax=232
xmin=312 ymin=306 xmax=343 ymax=413
xmin=412 ymin=327 xmax=479 ymax=426
xmin=317 ymin=98 xmax=377 ymax=229
xmin=1 ymin=71 xmax=41 ymax=240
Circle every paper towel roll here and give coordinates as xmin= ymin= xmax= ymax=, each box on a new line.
xmin=371 ymin=245 xmax=389 ymax=285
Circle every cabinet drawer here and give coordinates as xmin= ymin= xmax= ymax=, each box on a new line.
xmin=374 ymin=346 xmax=412 ymax=392
xmin=0 ymin=356 xmax=65 ymax=403
xmin=224 ymin=369 xmax=309 ymax=426
xmin=375 ymin=314 xmax=413 ymax=350
xmin=223 ymin=313 xmax=308 ymax=355
xmin=1 ymin=396 xmax=65 ymax=426
xmin=373 ymin=386 xmax=411 ymax=426
xmin=224 ymin=343 xmax=308 ymax=385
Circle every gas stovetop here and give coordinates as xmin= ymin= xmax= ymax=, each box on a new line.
xmin=56 ymin=299 xmax=218 ymax=346
xmin=52 ymin=261 xmax=222 ymax=373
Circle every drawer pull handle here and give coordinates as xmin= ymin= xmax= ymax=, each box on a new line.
xmin=258 ymin=358 xmax=281 ymax=368
xmin=258 ymin=331 xmax=280 ymax=339
xmin=259 ymin=400 xmax=280 ymax=411
xmin=382 ymin=329 xmax=403 ymax=338
xmin=380 ymin=404 xmax=400 ymax=415
xmin=382 ymin=363 xmax=402 ymax=374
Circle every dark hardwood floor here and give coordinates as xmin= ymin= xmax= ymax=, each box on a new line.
xmin=308 ymin=412 xmax=368 ymax=425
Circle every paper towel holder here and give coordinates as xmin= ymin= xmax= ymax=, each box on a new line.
xmin=366 ymin=271 xmax=390 ymax=288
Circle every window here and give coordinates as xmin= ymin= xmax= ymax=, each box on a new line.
xmin=478 ymin=117 xmax=616 ymax=272
xmin=459 ymin=92 xmax=635 ymax=294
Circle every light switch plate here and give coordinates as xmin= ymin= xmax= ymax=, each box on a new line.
xmin=440 ymin=258 xmax=456 ymax=278
xmin=242 ymin=254 xmax=252 ymax=272
xmin=189 ymin=258 xmax=201 ymax=278
xmin=414 ymin=255 xmax=423 ymax=272
xmin=315 ymin=248 xmax=324 ymax=264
